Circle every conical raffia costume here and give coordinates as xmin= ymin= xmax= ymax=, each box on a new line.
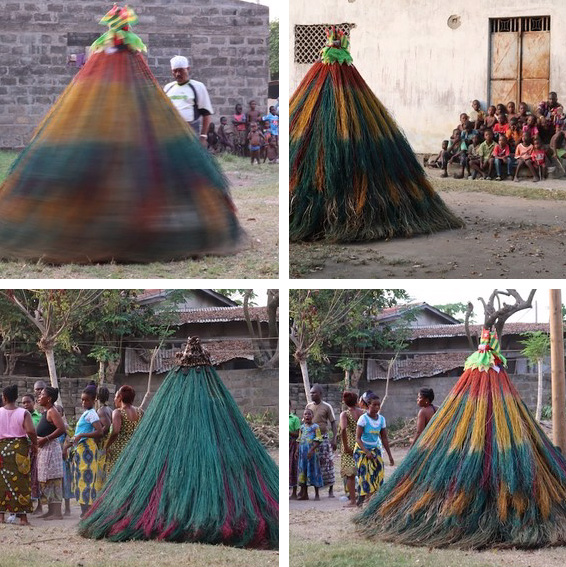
xmin=79 ymin=337 xmax=278 ymax=548
xmin=354 ymin=329 xmax=566 ymax=548
xmin=0 ymin=6 xmax=241 ymax=263
xmin=290 ymin=28 xmax=463 ymax=242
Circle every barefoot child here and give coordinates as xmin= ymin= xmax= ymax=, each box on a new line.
xmin=289 ymin=401 xmax=301 ymax=500
xmin=247 ymin=122 xmax=264 ymax=165
xmin=513 ymin=132 xmax=538 ymax=182
xmin=531 ymin=137 xmax=547 ymax=180
xmin=353 ymin=394 xmax=394 ymax=505
xmin=265 ymin=137 xmax=279 ymax=164
xmin=297 ymin=408 xmax=323 ymax=500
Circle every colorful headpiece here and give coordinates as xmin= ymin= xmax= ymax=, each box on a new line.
xmin=320 ymin=26 xmax=353 ymax=66
xmin=91 ymin=5 xmax=147 ymax=53
xmin=464 ymin=328 xmax=507 ymax=372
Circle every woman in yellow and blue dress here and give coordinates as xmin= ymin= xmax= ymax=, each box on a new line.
xmin=354 ymin=394 xmax=394 ymax=505
xmin=71 ymin=386 xmax=103 ymax=517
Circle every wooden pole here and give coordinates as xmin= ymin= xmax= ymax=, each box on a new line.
xmin=549 ymin=289 xmax=566 ymax=452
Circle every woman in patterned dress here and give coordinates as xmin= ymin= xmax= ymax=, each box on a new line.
xmin=36 ymin=386 xmax=66 ymax=520
xmin=339 ymin=391 xmax=364 ymax=507
xmin=71 ymin=386 xmax=103 ymax=517
xmin=105 ymin=385 xmax=143 ymax=474
xmin=0 ymin=385 xmax=37 ymax=525
xmin=353 ymin=394 xmax=394 ymax=505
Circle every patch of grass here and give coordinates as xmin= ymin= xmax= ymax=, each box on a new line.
xmin=291 ymin=541 xmax=500 ymax=567
xmin=0 ymin=151 xmax=278 ymax=279
xmin=3 ymin=540 xmax=278 ymax=567
xmin=433 ymin=177 xmax=566 ymax=200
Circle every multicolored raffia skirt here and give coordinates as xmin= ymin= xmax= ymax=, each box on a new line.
xmin=289 ymin=60 xmax=463 ymax=241
xmin=0 ymin=48 xmax=242 ymax=263
xmin=72 ymin=439 xmax=98 ymax=506
xmin=0 ymin=437 xmax=32 ymax=514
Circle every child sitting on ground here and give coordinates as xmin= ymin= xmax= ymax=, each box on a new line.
xmin=506 ymin=101 xmax=518 ymax=122
xmin=297 ymin=408 xmax=323 ymax=501
xmin=493 ymin=113 xmax=508 ymax=141
xmin=247 ymin=122 xmax=265 ymax=165
xmin=522 ymin=114 xmax=539 ymax=140
xmin=513 ymin=132 xmax=538 ymax=182
xmin=517 ymin=102 xmax=531 ymax=127
xmin=469 ymin=100 xmax=485 ymax=130
xmin=491 ymin=134 xmax=513 ymax=180
xmin=427 ymin=140 xmax=449 ymax=170
xmin=466 ymin=133 xmax=482 ymax=180
xmin=531 ymin=137 xmax=547 ymax=180
xmin=485 ymin=105 xmax=497 ymax=129
xmin=470 ymin=128 xmax=496 ymax=180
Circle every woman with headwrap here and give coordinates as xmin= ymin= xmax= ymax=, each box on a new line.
xmin=36 ymin=386 xmax=67 ymax=520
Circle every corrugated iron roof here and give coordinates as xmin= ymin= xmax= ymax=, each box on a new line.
xmin=367 ymin=352 xmax=467 ymax=381
xmin=125 ymin=339 xmax=256 ymax=374
xmin=177 ymin=306 xmax=272 ymax=324
xmin=408 ymin=322 xmax=549 ymax=339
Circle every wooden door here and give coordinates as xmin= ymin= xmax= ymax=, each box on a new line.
xmin=489 ymin=16 xmax=550 ymax=109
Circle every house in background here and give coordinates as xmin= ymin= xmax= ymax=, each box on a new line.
xmin=290 ymin=0 xmax=566 ymax=152
xmin=290 ymin=302 xmax=553 ymax=421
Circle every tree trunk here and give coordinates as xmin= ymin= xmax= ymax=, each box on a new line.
xmin=299 ymin=359 xmax=311 ymax=403
xmin=106 ymin=359 xmax=120 ymax=384
xmin=535 ymin=358 xmax=543 ymax=422
xmin=344 ymin=369 xmax=351 ymax=389
xmin=98 ymin=360 xmax=106 ymax=384
xmin=44 ymin=348 xmax=59 ymax=389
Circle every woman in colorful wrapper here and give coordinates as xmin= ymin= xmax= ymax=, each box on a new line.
xmin=297 ymin=408 xmax=324 ymax=500
xmin=36 ymin=387 xmax=66 ymax=520
xmin=71 ymin=386 xmax=103 ymax=517
xmin=353 ymin=394 xmax=394 ymax=506
xmin=0 ymin=385 xmax=37 ymax=525
xmin=0 ymin=5 xmax=241 ymax=263
xmin=290 ymin=27 xmax=463 ymax=242
xmin=339 ymin=391 xmax=364 ymax=507
xmin=105 ymin=385 xmax=143 ymax=474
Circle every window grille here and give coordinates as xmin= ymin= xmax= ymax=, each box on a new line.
xmin=294 ymin=23 xmax=355 ymax=65
xmin=490 ymin=16 xmax=550 ymax=33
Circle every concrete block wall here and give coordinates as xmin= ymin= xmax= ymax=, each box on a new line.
xmin=0 ymin=0 xmax=270 ymax=148
xmin=289 ymin=373 xmax=550 ymax=423
xmin=2 ymin=367 xmax=277 ymax=422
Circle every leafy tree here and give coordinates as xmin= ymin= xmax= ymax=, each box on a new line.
xmin=0 ymin=290 xmax=105 ymax=389
xmin=269 ymin=20 xmax=279 ymax=79
xmin=289 ymin=290 xmax=408 ymax=400
xmin=433 ymin=302 xmax=476 ymax=323
xmin=520 ymin=331 xmax=551 ymax=422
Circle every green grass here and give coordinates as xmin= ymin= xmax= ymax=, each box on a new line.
xmin=433 ymin=176 xmax=566 ymax=200
xmin=0 ymin=150 xmax=278 ymax=279
xmin=292 ymin=541 xmax=507 ymax=567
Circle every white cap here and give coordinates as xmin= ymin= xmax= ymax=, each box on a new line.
xmin=170 ymin=55 xmax=189 ymax=70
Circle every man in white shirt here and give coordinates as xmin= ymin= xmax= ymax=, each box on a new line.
xmin=164 ymin=55 xmax=213 ymax=146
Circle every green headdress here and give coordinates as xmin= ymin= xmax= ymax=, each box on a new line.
xmin=90 ymin=4 xmax=146 ymax=53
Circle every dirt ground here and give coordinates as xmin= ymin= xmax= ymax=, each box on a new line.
xmin=290 ymin=446 xmax=566 ymax=567
xmin=290 ymin=172 xmax=566 ymax=279
xmin=1 ymin=449 xmax=279 ymax=567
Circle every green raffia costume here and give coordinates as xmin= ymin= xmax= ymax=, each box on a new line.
xmin=290 ymin=28 xmax=463 ymax=242
xmin=79 ymin=337 xmax=278 ymax=548
xmin=354 ymin=329 xmax=566 ymax=549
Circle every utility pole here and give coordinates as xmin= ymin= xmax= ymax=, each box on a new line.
xmin=549 ymin=289 xmax=566 ymax=452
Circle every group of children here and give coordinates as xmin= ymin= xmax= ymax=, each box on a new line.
xmin=206 ymin=100 xmax=279 ymax=165
xmin=429 ymin=94 xmax=566 ymax=181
